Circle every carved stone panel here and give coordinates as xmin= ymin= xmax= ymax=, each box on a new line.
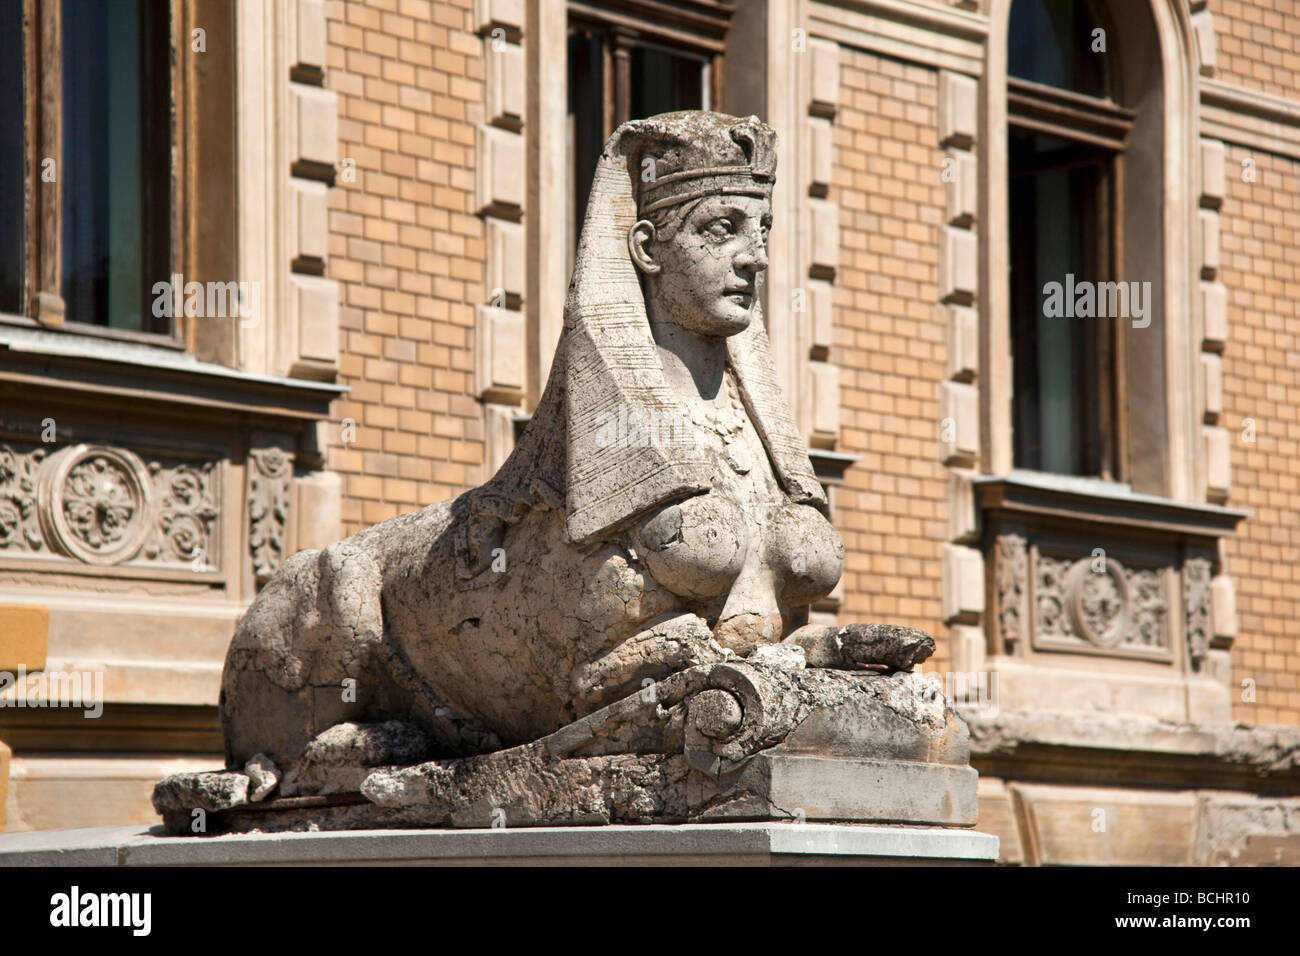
xmin=0 ymin=445 xmax=45 ymax=553
xmin=1034 ymin=552 xmax=1170 ymax=660
xmin=0 ymin=441 xmax=222 ymax=572
xmin=1184 ymin=556 xmax=1212 ymax=671
xmin=39 ymin=445 xmax=155 ymax=565
xmin=248 ymin=447 xmax=293 ymax=587
xmin=994 ymin=533 xmax=1027 ymax=653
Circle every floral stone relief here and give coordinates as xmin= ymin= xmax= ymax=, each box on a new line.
xmin=0 ymin=441 xmax=220 ymax=571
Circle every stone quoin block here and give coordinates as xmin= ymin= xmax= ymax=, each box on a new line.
xmin=1200 ymin=138 xmax=1225 ymax=207
xmin=485 ymin=218 xmax=525 ymax=305
xmin=808 ymin=37 xmax=840 ymax=118
xmin=945 ymin=303 xmax=978 ymax=382
xmin=486 ymin=39 xmax=525 ymax=131
xmin=945 ymin=150 xmax=977 ymax=227
xmin=939 ymin=227 xmax=978 ymax=303
xmin=288 ymin=84 xmax=340 ymax=168
xmin=1201 ymin=281 xmax=1227 ymax=349
xmin=295 ymin=0 xmax=326 ymax=69
xmin=939 ymin=380 xmax=979 ymax=465
xmin=475 ymin=125 xmax=525 ymax=217
xmin=474 ymin=303 xmax=526 ymax=402
xmin=810 ymin=359 xmax=841 ymax=441
xmin=288 ymin=179 xmax=330 ymax=264
xmin=289 ymin=274 xmax=341 ymax=370
xmin=474 ymin=0 xmax=524 ymax=34
xmin=942 ymin=543 xmax=985 ymax=625
xmin=938 ymin=71 xmax=977 ymax=149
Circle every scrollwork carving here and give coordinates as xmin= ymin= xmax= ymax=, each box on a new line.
xmin=248 ymin=448 xmax=293 ymax=587
xmin=143 ymin=462 xmax=222 ymax=570
xmin=0 ymin=445 xmax=45 ymax=552
xmin=1184 ymin=557 xmax=1212 ymax=670
xmin=995 ymin=533 xmax=1027 ymax=651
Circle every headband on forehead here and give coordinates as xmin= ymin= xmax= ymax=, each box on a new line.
xmin=635 ymin=116 xmax=777 ymax=217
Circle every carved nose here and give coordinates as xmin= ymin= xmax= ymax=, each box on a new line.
xmin=737 ymin=240 xmax=768 ymax=275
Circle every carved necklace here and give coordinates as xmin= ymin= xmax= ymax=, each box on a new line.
xmin=691 ymin=367 xmax=752 ymax=474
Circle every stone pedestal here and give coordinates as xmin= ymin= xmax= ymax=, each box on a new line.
xmin=0 ymin=822 xmax=999 ymax=866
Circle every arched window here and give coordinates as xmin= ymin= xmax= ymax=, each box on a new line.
xmin=1006 ymin=0 xmax=1134 ymax=478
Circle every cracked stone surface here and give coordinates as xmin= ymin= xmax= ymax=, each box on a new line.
xmin=157 ymin=111 xmax=977 ymax=835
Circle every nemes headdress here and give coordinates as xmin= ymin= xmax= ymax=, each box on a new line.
xmin=560 ymin=110 xmax=825 ymax=544
xmin=467 ymin=111 xmax=826 ymax=560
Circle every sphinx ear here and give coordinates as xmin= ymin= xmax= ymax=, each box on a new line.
xmin=628 ymin=220 xmax=660 ymax=276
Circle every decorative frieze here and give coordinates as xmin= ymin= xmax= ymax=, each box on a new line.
xmin=0 ymin=442 xmax=221 ymax=571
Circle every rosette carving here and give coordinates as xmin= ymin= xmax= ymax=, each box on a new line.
xmin=38 ymin=445 xmax=153 ymax=565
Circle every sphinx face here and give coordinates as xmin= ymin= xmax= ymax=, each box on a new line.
xmin=645 ymin=195 xmax=771 ymax=338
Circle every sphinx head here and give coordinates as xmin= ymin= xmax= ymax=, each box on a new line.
xmin=625 ymin=113 xmax=776 ymax=339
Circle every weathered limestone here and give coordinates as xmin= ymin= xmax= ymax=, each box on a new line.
xmin=155 ymin=111 xmax=981 ymax=835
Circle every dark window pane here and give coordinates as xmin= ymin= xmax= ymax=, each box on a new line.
xmin=567 ymin=30 xmax=707 ymax=248
xmin=568 ymin=28 xmax=604 ymax=244
xmin=1009 ymin=130 xmax=1109 ymax=476
xmin=628 ymin=45 xmax=703 ymax=120
xmin=62 ymin=0 xmax=171 ymax=332
xmin=1008 ymin=0 xmax=1107 ymax=97
xmin=0 ymin=0 xmax=23 ymax=314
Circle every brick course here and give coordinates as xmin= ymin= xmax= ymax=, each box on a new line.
xmin=832 ymin=50 xmax=951 ymax=672
xmin=326 ymin=0 xmax=486 ymax=535
xmin=1220 ymin=144 xmax=1300 ymax=726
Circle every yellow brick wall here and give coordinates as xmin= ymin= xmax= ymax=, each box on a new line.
xmin=325 ymin=0 xmax=486 ymax=535
xmin=1208 ymin=0 xmax=1300 ymax=100
xmin=832 ymin=50 xmax=951 ymax=670
xmin=1220 ymin=144 xmax=1300 ymax=727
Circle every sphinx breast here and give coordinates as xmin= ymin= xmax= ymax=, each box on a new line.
xmin=636 ymin=493 xmax=748 ymax=600
xmin=768 ymin=501 xmax=844 ymax=604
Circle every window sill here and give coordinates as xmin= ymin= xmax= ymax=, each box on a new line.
xmin=973 ymin=469 xmax=1249 ymax=541
xmin=0 ymin=324 xmax=347 ymax=422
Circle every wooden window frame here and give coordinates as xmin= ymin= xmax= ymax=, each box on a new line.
xmin=565 ymin=0 xmax=732 ymax=266
xmin=6 ymin=0 xmax=236 ymax=359
xmin=1007 ymin=71 xmax=1135 ymax=482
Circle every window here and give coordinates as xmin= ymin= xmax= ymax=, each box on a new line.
xmin=61 ymin=0 xmax=172 ymax=333
xmin=1007 ymin=0 xmax=1133 ymax=479
xmin=0 ymin=0 xmax=26 ymax=315
xmin=2 ymin=0 xmax=174 ymax=337
xmin=566 ymin=2 xmax=730 ymax=262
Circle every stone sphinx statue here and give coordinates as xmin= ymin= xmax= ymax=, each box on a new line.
xmin=155 ymin=111 xmax=976 ymax=833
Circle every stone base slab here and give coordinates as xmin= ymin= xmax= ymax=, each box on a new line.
xmin=155 ymin=754 xmax=978 ymax=834
xmin=0 ymin=822 xmax=999 ymax=866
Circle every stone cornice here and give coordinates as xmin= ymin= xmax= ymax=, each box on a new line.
xmin=1200 ymin=78 xmax=1300 ymax=159
xmin=0 ymin=326 xmax=347 ymax=424
xmin=965 ymin=709 xmax=1300 ymax=793
xmin=972 ymin=472 xmax=1249 ymax=542
xmin=807 ymin=0 xmax=987 ymax=75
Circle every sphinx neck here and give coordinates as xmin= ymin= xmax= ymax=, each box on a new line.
xmin=645 ymin=303 xmax=728 ymax=405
